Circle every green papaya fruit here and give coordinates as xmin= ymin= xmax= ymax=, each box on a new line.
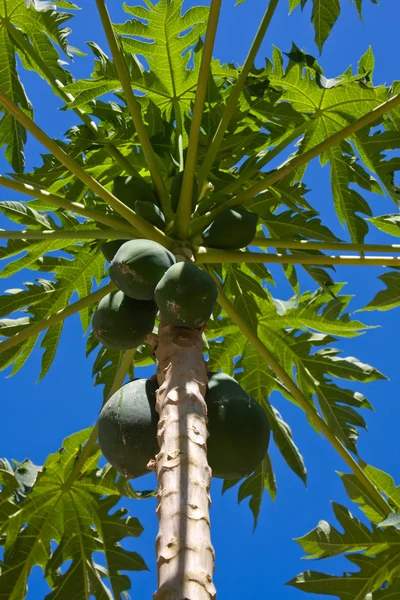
xmin=206 ymin=372 xmax=271 ymax=479
xmin=98 ymin=378 xmax=159 ymax=478
xmin=92 ymin=290 xmax=157 ymax=350
xmin=112 ymin=175 xmax=159 ymax=210
xmin=170 ymin=171 xmax=199 ymax=213
xmin=98 ymin=372 xmax=271 ymax=480
xmin=134 ymin=200 xmax=166 ymax=231
xmin=100 ymin=239 xmax=129 ymax=262
xmin=110 ymin=239 xmax=176 ymax=301
xmin=202 ymin=207 xmax=259 ymax=249
xmin=154 ymin=262 xmax=218 ymax=328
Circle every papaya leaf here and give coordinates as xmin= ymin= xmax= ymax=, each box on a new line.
xmin=289 ymin=489 xmax=400 ymax=600
xmin=295 ymin=502 xmax=394 ymax=559
xmin=289 ymin=0 xmax=379 ymax=51
xmin=237 ymin=457 xmax=274 ymax=530
xmin=0 ymin=429 xmax=147 ymax=600
xmin=264 ymin=404 xmax=307 ymax=484
xmin=369 ymin=214 xmax=400 ymax=238
xmin=0 ymin=0 xmax=77 ymax=171
xmin=362 ymin=272 xmax=400 ymax=312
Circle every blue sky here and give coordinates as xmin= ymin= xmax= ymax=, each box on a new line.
xmin=1 ymin=0 xmax=400 ymax=598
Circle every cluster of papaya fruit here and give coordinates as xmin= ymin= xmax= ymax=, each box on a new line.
xmin=98 ymin=373 xmax=271 ymax=480
xmin=93 ymin=174 xmax=269 ymax=480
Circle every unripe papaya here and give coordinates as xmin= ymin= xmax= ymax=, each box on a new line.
xmin=98 ymin=378 xmax=159 ymax=478
xmin=98 ymin=372 xmax=271 ymax=480
xmin=110 ymin=239 xmax=175 ymax=301
xmin=206 ymin=372 xmax=271 ymax=479
xmin=92 ymin=290 xmax=157 ymax=350
xmin=113 ymin=175 xmax=159 ymax=210
xmin=170 ymin=171 xmax=199 ymax=213
xmin=202 ymin=207 xmax=259 ymax=249
xmin=100 ymin=239 xmax=129 ymax=262
xmin=155 ymin=262 xmax=218 ymax=328
xmin=134 ymin=200 xmax=166 ymax=231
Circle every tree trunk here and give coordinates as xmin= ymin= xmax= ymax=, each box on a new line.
xmin=154 ymin=320 xmax=216 ymax=600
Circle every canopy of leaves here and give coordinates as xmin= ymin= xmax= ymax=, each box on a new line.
xmin=0 ymin=0 xmax=398 ymax=597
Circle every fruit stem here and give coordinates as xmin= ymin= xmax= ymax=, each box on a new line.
xmin=206 ymin=267 xmax=391 ymax=520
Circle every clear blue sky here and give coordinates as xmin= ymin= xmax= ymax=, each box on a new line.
xmin=1 ymin=1 xmax=400 ymax=598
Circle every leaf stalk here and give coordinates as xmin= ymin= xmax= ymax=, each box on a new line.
xmin=0 ymin=175 xmax=138 ymax=236
xmin=173 ymin=0 xmax=223 ymax=240
xmin=197 ymin=0 xmax=280 ymax=190
xmin=0 ymin=282 xmax=116 ymax=356
xmin=0 ymin=91 xmax=171 ymax=247
xmin=196 ymin=248 xmax=400 ymax=267
xmin=0 ymin=229 xmax=132 ymax=240
xmin=95 ymin=0 xmax=172 ymax=219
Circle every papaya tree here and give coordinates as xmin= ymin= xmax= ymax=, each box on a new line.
xmin=0 ymin=0 xmax=400 ymax=598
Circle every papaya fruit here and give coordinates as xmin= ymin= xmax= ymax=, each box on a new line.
xmin=134 ymin=200 xmax=166 ymax=231
xmin=170 ymin=171 xmax=199 ymax=213
xmin=98 ymin=372 xmax=270 ymax=480
xmin=100 ymin=239 xmax=129 ymax=262
xmin=98 ymin=378 xmax=159 ymax=479
xmin=112 ymin=175 xmax=159 ymax=210
xmin=202 ymin=207 xmax=259 ymax=249
xmin=110 ymin=239 xmax=175 ymax=301
xmin=205 ymin=372 xmax=270 ymax=479
xmin=155 ymin=262 xmax=218 ymax=328
xmin=92 ymin=290 xmax=157 ymax=349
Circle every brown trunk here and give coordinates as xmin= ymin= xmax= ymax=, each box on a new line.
xmin=154 ymin=321 xmax=216 ymax=600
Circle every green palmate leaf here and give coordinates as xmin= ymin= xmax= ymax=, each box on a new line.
xmin=255 ymin=209 xmax=340 ymax=242
xmin=65 ymin=0 xmax=209 ymax=125
xmin=362 ymin=273 xmax=400 ymax=312
xmin=118 ymin=0 xmax=208 ymax=111
xmin=89 ymin=336 xmax=134 ymax=402
xmin=328 ymin=145 xmax=374 ymax=243
xmin=358 ymin=464 xmax=400 ymax=511
xmin=289 ymin=0 xmax=379 ymax=51
xmin=316 ymin=383 xmax=371 ymax=454
xmin=261 ymin=285 xmax=373 ymax=338
xmin=0 ymin=429 xmax=147 ymax=600
xmin=288 ymin=556 xmax=400 ymax=600
xmin=312 ymin=0 xmax=340 ymax=52
xmin=295 ymin=501 xmax=394 ymax=559
xmin=222 ymin=263 xmax=266 ymax=331
xmin=369 ymin=214 xmax=400 ymax=238
xmin=237 ymin=457 xmax=274 ymax=529
xmin=0 ymin=247 xmax=105 ymax=378
xmin=0 ymin=0 xmax=77 ymax=171
xmin=289 ymin=481 xmax=400 ymax=600
xmin=264 ymin=404 xmax=307 ymax=484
